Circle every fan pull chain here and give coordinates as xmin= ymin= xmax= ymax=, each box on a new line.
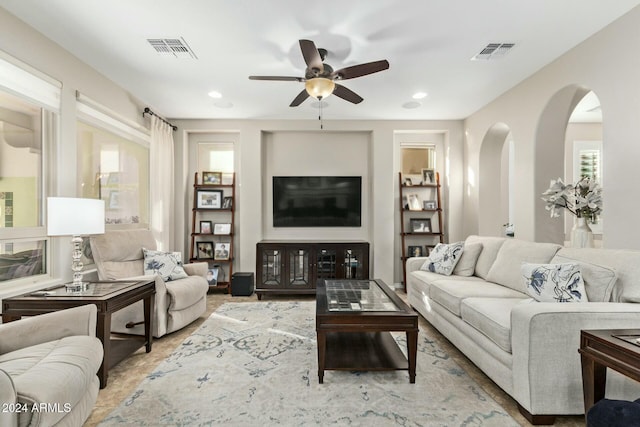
xmin=318 ymin=97 xmax=324 ymax=129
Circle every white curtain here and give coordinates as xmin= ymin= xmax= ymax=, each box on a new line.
xmin=149 ymin=115 xmax=175 ymax=250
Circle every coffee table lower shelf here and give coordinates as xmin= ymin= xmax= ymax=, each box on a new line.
xmin=323 ymin=331 xmax=409 ymax=372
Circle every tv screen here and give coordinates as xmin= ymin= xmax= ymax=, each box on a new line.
xmin=273 ymin=176 xmax=362 ymax=227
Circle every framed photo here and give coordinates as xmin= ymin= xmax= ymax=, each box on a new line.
xmin=202 ymin=171 xmax=222 ymax=185
xmin=425 ymin=245 xmax=435 ymax=256
xmin=222 ymin=196 xmax=233 ymax=209
xmin=408 ymin=245 xmax=423 ymax=257
xmin=410 ymin=218 xmax=432 ymax=233
xmin=196 ymin=190 xmax=223 ymax=209
xmin=421 ymin=168 xmax=435 ymax=185
xmin=214 ymin=223 xmax=231 ymax=235
xmin=214 ymin=242 xmax=230 ymax=260
xmin=423 ymin=200 xmax=437 ymax=210
xmin=407 ymin=193 xmax=422 ymax=211
xmin=196 ymin=241 xmax=214 ymax=259
xmin=403 ymin=177 xmax=413 ymax=186
xmin=206 ymin=267 xmax=218 ymax=286
xmin=221 ymin=172 xmax=234 ymax=186
xmin=200 ymin=220 xmax=212 ymax=234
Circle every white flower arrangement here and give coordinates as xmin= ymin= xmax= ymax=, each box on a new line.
xmin=541 ymin=177 xmax=602 ymax=220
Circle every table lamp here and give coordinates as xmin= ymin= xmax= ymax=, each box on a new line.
xmin=47 ymin=197 xmax=105 ymax=291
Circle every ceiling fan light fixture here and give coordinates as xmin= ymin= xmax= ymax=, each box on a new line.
xmin=305 ymin=78 xmax=335 ymax=99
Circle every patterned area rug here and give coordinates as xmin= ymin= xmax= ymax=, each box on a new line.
xmin=99 ymin=301 xmax=517 ymax=426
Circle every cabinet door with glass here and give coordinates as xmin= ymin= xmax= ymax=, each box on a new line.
xmin=339 ymin=244 xmax=369 ymax=279
xmin=257 ymin=245 xmax=286 ymax=289
xmin=286 ymin=246 xmax=313 ymax=289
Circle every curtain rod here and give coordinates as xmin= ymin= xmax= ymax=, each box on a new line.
xmin=143 ymin=107 xmax=177 ymax=131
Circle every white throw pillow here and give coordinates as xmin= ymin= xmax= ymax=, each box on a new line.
xmin=143 ymin=248 xmax=189 ymax=281
xmin=452 ymin=242 xmax=483 ymax=277
xmin=521 ymin=262 xmax=588 ymax=302
xmin=420 ymin=242 xmax=464 ymax=275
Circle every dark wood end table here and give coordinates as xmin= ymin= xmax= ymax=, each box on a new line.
xmin=579 ymin=329 xmax=640 ymax=418
xmin=2 ymin=280 xmax=155 ymax=388
xmin=316 ymin=278 xmax=418 ymax=384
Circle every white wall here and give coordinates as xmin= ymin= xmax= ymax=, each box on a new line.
xmin=464 ymin=5 xmax=640 ymax=249
xmin=172 ymin=119 xmax=464 ymax=286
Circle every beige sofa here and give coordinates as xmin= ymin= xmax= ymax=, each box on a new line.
xmin=406 ymin=235 xmax=640 ymax=424
xmin=0 ymin=305 xmax=103 ymax=427
xmin=90 ymin=229 xmax=209 ymax=338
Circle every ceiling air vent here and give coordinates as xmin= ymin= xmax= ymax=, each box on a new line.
xmin=471 ymin=42 xmax=515 ymax=61
xmin=147 ymin=37 xmax=197 ymax=59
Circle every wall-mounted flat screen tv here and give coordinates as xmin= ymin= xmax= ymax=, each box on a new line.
xmin=273 ymin=176 xmax=362 ymax=227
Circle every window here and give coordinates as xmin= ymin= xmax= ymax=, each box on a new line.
xmin=0 ymin=89 xmax=51 ymax=284
xmin=198 ymin=142 xmax=234 ymax=173
xmin=77 ymin=121 xmax=150 ymax=225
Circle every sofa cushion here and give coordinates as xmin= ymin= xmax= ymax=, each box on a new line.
xmin=464 ymin=235 xmax=506 ymax=279
xmin=486 ymin=239 xmax=561 ymax=293
xmin=461 ymin=297 xmax=528 ymax=353
xmin=0 ymin=336 xmax=102 ymax=427
xmin=429 ymin=279 xmax=527 ymax=317
xmin=521 ymin=262 xmax=588 ymax=302
xmin=143 ymin=248 xmax=189 ymax=281
xmin=551 ymin=254 xmax=617 ymax=302
xmin=420 ymin=242 xmax=464 ymax=275
xmin=453 ymin=242 xmax=483 ymax=277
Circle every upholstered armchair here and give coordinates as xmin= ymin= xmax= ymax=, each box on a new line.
xmin=90 ymin=229 xmax=209 ymax=338
xmin=0 ymin=305 xmax=103 ymax=427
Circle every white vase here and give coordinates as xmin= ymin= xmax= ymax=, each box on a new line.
xmin=571 ymin=217 xmax=594 ymax=248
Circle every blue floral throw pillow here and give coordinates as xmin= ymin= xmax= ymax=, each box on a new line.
xmin=420 ymin=242 xmax=464 ymax=275
xmin=521 ymin=262 xmax=588 ymax=302
xmin=143 ymin=248 xmax=189 ymax=281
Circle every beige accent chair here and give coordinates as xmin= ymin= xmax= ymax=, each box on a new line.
xmin=0 ymin=305 xmax=103 ymax=427
xmin=90 ymin=229 xmax=209 ymax=338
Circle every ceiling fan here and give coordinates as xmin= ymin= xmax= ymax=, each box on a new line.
xmin=249 ymin=39 xmax=390 ymax=107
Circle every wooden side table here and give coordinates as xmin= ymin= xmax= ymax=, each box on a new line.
xmin=579 ymin=329 xmax=640 ymax=418
xmin=2 ymin=280 xmax=155 ymax=388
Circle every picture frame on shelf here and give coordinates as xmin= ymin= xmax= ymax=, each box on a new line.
xmin=213 ymin=223 xmax=231 ymax=235
xmin=214 ymin=242 xmax=230 ymax=260
xmin=108 ymin=191 xmax=120 ymax=209
xmin=196 ymin=241 xmax=214 ymax=259
xmin=199 ymin=220 xmax=212 ymax=234
xmin=410 ymin=218 xmax=432 ymax=233
xmin=423 ymin=200 xmax=437 ymax=210
xmin=421 ymin=168 xmax=435 ymax=185
xmin=408 ymin=246 xmax=423 ymax=257
xmin=403 ymin=177 xmax=413 ymax=186
xmin=222 ymin=196 xmax=233 ymax=209
xmin=221 ymin=172 xmax=234 ymax=186
xmin=196 ymin=189 xmax=223 ymax=209
xmin=206 ymin=267 xmax=218 ymax=286
xmin=407 ymin=194 xmax=422 ymax=211
xmin=202 ymin=171 xmax=222 ymax=185
xmin=425 ymin=245 xmax=435 ymax=256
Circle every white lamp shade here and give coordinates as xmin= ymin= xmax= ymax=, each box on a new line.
xmin=47 ymin=197 xmax=105 ymax=236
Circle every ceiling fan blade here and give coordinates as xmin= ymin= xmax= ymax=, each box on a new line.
xmin=333 ymin=84 xmax=363 ymax=104
xmin=299 ymin=39 xmax=324 ymax=73
xmin=289 ymin=89 xmax=310 ymax=107
xmin=331 ymin=60 xmax=390 ymax=80
xmin=249 ymin=76 xmax=305 ymax=82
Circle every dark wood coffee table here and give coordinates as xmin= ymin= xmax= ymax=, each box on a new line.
xmin=2 ymin=280 xmax=155 ymax=388
xmin=579 ymin=329 xmax=640 ymax=417
xmin=316 ymin=278 xmax=418 ymax=384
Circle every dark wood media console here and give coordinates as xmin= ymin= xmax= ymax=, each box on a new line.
xmin=255 ymin=240 xmax=369 ymax=299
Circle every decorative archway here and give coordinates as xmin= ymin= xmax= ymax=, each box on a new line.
xmin=534 ymin=85 xmax=592 ymax=244
xmin=478 ymin=122 xmax=512 ymax=237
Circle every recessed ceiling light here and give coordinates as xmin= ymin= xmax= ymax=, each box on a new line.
xmin=412 ymin=92 xmax=428 ymax=100
xmin=208 ymin=90 xmax=222 ymax=99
